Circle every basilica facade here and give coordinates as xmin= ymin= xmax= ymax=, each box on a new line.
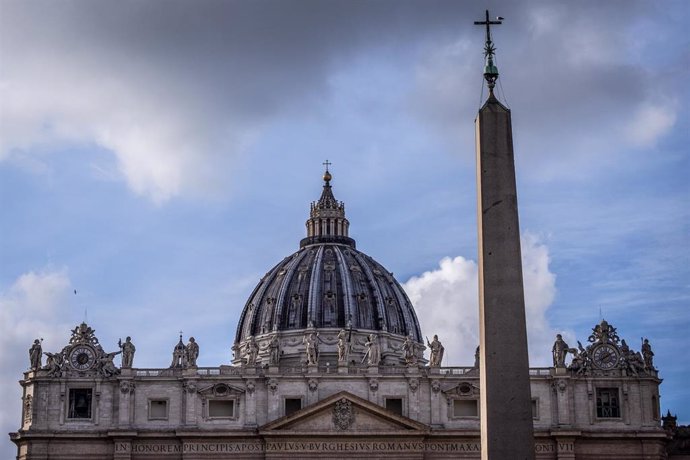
xmin=10 ymin=172 xmax=669 ymax=459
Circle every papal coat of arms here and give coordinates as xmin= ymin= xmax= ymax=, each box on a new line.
xmin=332 ymin=398 xmax=354 ymax=430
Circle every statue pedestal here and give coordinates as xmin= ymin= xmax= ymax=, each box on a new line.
xmin=428 ymin=367 xmax=440 ymax=375
xmin=243 ymin=366 xmax=256 ymax=376
xmin=553 ymin=366 xmax=568 ymax=376
xmin=307 ymin=364 xmax=319 ymax=374
xmin=183 ymin=367 xmax=197 ymax=377
xmin=367 ymin=366 xmax=379 ymax=375
xmin=267 ymin=366 xmax=279 ymax=374
xmin=405 ymin=365 xmax=419 ymax=375
xmin=120 ymin=368 xmax=133 ymax=377
xmin=337 ymin=363 xmax=348 ymax=374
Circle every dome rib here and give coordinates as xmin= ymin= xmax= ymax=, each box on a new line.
xmin=273 ymin=250 xmax=308 ymax=330
xmin=306 ymin=245 xmax=325 ymax=326
xmin=334 ymin=246 xmax=355 ymax=328
xmin=353 ymin=250 xmax=386 ymax=330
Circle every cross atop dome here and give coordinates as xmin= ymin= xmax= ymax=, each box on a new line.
xmin=323 ymin=160 xmax=332 ymax=184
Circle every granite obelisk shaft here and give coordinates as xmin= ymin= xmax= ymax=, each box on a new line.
xmin=476 ymin=93 xmax=535 ymax=460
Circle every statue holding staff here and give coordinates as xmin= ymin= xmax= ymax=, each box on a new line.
xmin=426 ymin=335 xmax=444 ymax=367
xmin=118 ymin=336 xmax=136 ymax=369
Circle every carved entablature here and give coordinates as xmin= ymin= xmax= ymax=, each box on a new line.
xmin=37 ymin=322 xmax=122 ymax=379
xmin=566 ymin=319 xmax=657 ymax=378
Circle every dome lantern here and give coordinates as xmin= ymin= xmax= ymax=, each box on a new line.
xmin=300 ymin=164 xmax=354 ymax=249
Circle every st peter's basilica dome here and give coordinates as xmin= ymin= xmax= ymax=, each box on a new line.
xmin=233 ymin=169 xmax=423 ymax=365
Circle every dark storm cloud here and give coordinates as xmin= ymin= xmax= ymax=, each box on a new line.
xmin=1 ymin=0 xmax=682 ymax=199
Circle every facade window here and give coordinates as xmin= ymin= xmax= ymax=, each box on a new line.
xmin=385 ymin=398 xmax=403 ymax=416
xmin=652 ymin=396 xmax=660 ymax=421
xmin=67 ymin=388 xmax=92 ymax=419
xmin=596 ymin=388 xmax=621 ymax=418
xmin=149 ymin=399 xmax=168 ymax=420
xmin=284 ymin=398 xmax=302 ymax=417
xmin=453 ymin=399 xmax=478 ymax=417
xmin=532 ymin=399 xmax=539 ymax=419
xmin=208 ymin=400 xmax=235 ymax=418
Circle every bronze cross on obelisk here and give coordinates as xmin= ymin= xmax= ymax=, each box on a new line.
xmin=474 ymin=10 xmax=503 ymax=91
xmin=474 ymin=9 xmax=502 ymax=49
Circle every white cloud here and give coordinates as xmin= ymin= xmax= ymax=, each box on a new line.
xmin=0 ymin=268 xmax=72 ymax=458
xmin=0 ymin=60 xmax=254 ymax=203
xmin=624 ymin=102 xmax=677 ymax=148
xmin=404 ymin=234 xmax=563 ymax=367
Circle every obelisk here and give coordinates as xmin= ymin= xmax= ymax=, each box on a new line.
xmin=474 ymin=11 xmax=535 ymax=460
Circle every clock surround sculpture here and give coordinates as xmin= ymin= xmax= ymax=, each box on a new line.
xmin=554 ymin=319 xmax=656 ymax=377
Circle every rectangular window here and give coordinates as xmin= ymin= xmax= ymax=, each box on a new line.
xmin=208 ymin=400 xmax=235 ymax=418
xmin=149 ymin=400 xmax=168 ymax=420
xmin=68 ymin=388 xmax=92 ymax=419
xmin=532 ymin=399 xmax=539 ymax=419
xmin=284 ymin=398 xmax=302 ymax=417
xmin=385 ymin=398 xmax=403 ymax=416
xmin=453 ymin=399 xmax=478 ymax=417
xmin=596 ymin=388 xmax=620 ymax=418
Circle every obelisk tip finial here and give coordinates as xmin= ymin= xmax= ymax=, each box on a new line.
xmin=474 ymin=10 xmax=503 ymax=94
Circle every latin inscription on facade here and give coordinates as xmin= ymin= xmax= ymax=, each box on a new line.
xmin=116 ymin=441 xmax=560 ymax=455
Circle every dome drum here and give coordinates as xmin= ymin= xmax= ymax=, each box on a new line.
xmin=232 ymin=328 xmax=426 ymax=367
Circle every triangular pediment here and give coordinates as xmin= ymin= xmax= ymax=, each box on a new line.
xmin=260 ymin=391 xmax=429 ymax=433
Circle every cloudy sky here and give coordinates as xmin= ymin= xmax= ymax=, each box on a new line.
xmin=1 ymin=0 xmax=688 ymax=455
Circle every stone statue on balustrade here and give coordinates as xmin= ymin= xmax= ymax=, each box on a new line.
xmin=118 ymin=336 xmax=136 ymax=369
xmin=363 ymin=333 xmax=381 ymax=366
xmin=268 ymin=335 xmax=281 ymax=366
xmin=567 ymin=341 xmax=588 ymax=375
xmin=304 ymin=332 xmax=319 ymax=365
xmin=642 ymin=338 xmax=654 ymax=370
xmin=98 ymin=350 xmax=121 ymax=377
xmin=29 ymin=339 xmax=42 ymax=370
xmin=43 ymin=351 xmax=63 ymax=377
xmin=186 ymin=337 xmax=199 ymax=367
xmin=244 ymin=336 xmax=259 ymax=366
xmin=402 ymin=334 xmax=417 ymax=365
xmin=426 ymin=334 xmax=444 ymax=367
xmin=620 ymin=339 xmax=645 ymax=376
xmin=552 ymin=334 xmax=570 ymax=367
xmin=337 ymin=329 xmax=349 ymax=363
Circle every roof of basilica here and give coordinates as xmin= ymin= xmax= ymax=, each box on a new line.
xmin=234 ymin=169 xmax=422 ymax=344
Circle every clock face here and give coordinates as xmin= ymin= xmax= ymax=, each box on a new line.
xmin=592 ymin=344 xmax=620 ymax=370
xmin=69 ymin=346 xmax=96 ymax=371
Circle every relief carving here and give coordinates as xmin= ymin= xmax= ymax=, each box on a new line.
xmin=332 ymin=398 xmax=355 ymax=430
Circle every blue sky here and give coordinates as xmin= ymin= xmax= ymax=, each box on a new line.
xmin=1 ymin=0 xmax=688 ymax=456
